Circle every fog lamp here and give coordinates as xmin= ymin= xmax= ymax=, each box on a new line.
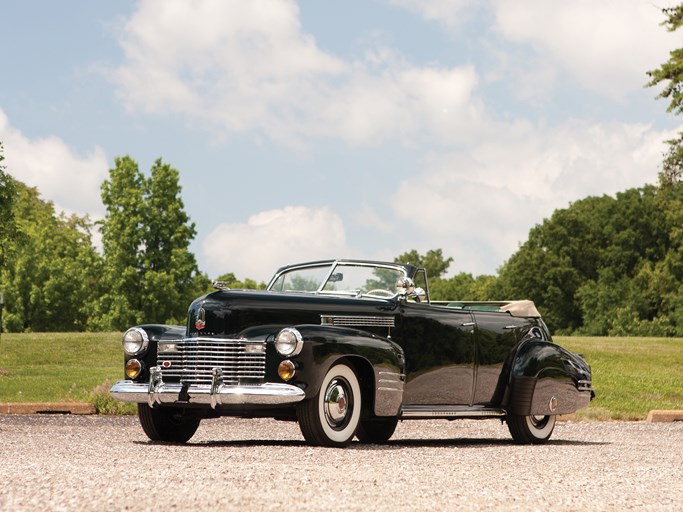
xmin=278 ymin=360 xmax=296 ymax=381
xmin=125 ymin=359 xmax=143 ymax=379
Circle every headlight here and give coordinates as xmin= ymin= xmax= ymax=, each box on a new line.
xmin=274 ymin=327 xmax=303 ymax=357
xmin=123 ymin=327 xmax=149 ymax=355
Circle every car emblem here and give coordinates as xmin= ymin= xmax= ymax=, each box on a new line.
xmin=162 ymin=361 xmax=172 ymax=368
xmin=195 ymin=306 xmax=206 ymax=330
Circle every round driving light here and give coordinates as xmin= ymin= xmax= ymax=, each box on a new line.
xmin=278 ymin=360 xmax=296 ymax=381
xmin=123 ymin=327 xmax=149 ymax=355
xmin=274 ymin=327 xmax=303 ymax=356
xmin=125 ymin=359 xmax=143 ymax=379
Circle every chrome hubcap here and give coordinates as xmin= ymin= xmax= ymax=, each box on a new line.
xmin=324 ymin=378 xmax=350 ymax=428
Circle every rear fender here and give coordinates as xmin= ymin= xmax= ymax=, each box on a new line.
xmin=507 ymin=339 xmax=592 ymax=416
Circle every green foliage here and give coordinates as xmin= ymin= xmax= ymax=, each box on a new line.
xmin=647 ymin=5 xmax=683 ymax=116
xmin=0 ymin=141 xmax=18 ymax=272
xmin=1 ymin=182 xmax=101 ymax=332
xmin=428 ymin=272 xmax=500 ymax=302
xmin=495 ymin=186 xmax=683 ymax=335
xmin=213 ymin=272 xmax=267 ymax=291
xmin=94 ymin=156 xmax=206 ymax=330
xmin=395 ymin=248 xmax=453 ymax=279
xmin=647 ymin=4 xmax=683 ymax=185
xmin=90 ymin=380 xmax=136 ymax=415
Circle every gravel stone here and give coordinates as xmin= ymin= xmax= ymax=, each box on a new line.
xmin=0 ymin=415 xmax=681 ymax=511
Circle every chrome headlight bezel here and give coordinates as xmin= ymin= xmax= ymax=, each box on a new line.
xmin=123 ymin=327 xmax=150 ymax=356
xmin=274 ymin=327 xmax=303 ymax=357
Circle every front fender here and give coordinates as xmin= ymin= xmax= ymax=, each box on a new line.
xmin=507 ymin=339 xmax=593 ymax=416
xmin=291 ymin=325 xmax=405 ymax=417
xmin=123 ymin=324 xmax=186 ymax=381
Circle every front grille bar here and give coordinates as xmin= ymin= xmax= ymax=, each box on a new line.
xmin=157 ymin=337 xmax=266 ymax=385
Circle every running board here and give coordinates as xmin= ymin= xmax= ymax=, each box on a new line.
xmin=400 ymin=405 xmax=506 ymax=419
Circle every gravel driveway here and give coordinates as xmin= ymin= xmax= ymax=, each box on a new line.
xmin=1 ymin=415 xmax=681 ymax=511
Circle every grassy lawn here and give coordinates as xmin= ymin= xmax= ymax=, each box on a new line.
xmin=0 ymin=332 xmax=133 ymax=413
xmin=558 ymin=336 xmax=683 ymax=420
xmin=0 ymin=332 xmax=681 ymax=419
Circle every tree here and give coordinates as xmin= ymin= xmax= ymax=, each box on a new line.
xmin=212 ymin=273 xmax=266 ymax=291
xmin=1 ymin=182 xmax=101 ymax=332
xmin=0 ymin=141 xmax=17 ymax=272
xmin=497 ymin=186 xmax=682 ymax=335
xmin=94 ymin=156 xmax=205 ymax=330
xmin=647 ymin=4 xmax=683 ymax=185
xmin=394 ymin=249 xmax=453 ymax=279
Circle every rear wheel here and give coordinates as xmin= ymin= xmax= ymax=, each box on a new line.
xmin=507 ymin=414 xmax=556 ymax=444
xmin=137 ymin=403 xmax=201 ymax=443
xmin=355 ymin=417 xmax=398 ymax=444
xmin=297 ymin=363 xmax=361 ymax=447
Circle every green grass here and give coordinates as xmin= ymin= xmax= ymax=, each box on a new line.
xmin=558 ymin=336 xmax=683 ymax=420
xmin=0 ymin=333 xmax=681 ymax=419
xmin=0 ymin=332 xmax=135 ymax=414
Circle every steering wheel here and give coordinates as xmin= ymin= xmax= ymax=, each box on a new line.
xmin=366 ymin=289 xmax=394 ymax=297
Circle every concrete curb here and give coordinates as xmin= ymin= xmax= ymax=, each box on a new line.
xmin=646 ymin=410 xmax=683 ymax=423
xmin=0 ymin=402 xmax=95 ymax=415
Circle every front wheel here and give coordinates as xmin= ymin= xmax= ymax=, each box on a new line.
xmin=137 ymin=403 xmax=201 ymax=443
xmin=507 ymin=414 xmax=556 ymax=444
xmin=297 ymin=363 xmax=362 ymax=447
xmin=355 ymin=417 xmax=398 ymax=444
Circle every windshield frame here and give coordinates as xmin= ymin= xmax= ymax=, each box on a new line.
xmin=266 ymin=260 xmax=408 ymax=298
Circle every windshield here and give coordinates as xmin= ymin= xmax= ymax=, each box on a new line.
xmin=268 ymin=262 xmax=405 ymax=297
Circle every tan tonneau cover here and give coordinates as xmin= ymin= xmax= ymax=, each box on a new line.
xmin=499 ymin=300 xmax=541 ymax=318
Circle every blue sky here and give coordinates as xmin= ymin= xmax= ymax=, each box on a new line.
xmin=1 ymin=0 xmax=681 ymax=282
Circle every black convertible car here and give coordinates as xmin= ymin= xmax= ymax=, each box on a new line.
xmin=110 ymin=259 xmax=593 ymax=446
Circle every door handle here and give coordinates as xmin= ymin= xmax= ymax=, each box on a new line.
xmin=461 ymin=322 xmax=475 ymax=327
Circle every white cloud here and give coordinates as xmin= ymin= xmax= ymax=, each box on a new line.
xmin=0 ymin=109 xmax=109 ymax=219
xmin=389 ymin=0 xmax=678 ymax=101
xmin=386 ymin=0 xmax=478 ymax=28
xmin=111 ymin=0 xmax=484 ymax=147
xmin=492 ymin=0 xmax=679 ymax=99
xmin=393 ymin=121 xmax=678 ymax=275
xmin=202 ymin=206 xmax=348 ymax=281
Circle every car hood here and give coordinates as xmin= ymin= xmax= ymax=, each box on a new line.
xmin=187 ymin=289 xmax=399 ymax=338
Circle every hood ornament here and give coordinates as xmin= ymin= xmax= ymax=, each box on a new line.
xmin=195 ymin=306 xmax=206 ymax=331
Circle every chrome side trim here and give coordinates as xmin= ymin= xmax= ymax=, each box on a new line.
xmin=320 ymin=315 xmax=395 ymax=327
xmin=374 ymin=369 xmax=404 ymax=416
xmin=110 ymin=373 xmax=305 ymax=408
xmin=400 ymin=405 xmax=506 ymax=419
xmin=577 ymin=379 xmax=592 ymax=392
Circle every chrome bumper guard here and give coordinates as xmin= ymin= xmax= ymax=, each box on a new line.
xmin=110 ymin=366 xmax=305 ymax=408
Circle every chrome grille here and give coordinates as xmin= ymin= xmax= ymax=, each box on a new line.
xmin=320 ymin=315 xmax=395 ymax=327
xmin=157 ymin=337 xmax=266 ymax=385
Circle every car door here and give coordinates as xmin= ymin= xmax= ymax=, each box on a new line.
xmin=394 ymin=302 xmax=476 ymax=405
xmin=471 ymin=311 xmax=528 ymax=405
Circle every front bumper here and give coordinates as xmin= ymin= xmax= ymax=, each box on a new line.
xmin=110 ymin=366 xmax=305 ymax=408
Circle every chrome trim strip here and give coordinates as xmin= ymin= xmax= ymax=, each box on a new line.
xmin=320 ymin=315 xmax=395 ymax=327
xmin=400 ymin=405 xmax=506 ymax=419
xmin=110 ymin=376 xmax=305 ymax=407
xmin=577 ymin=379 xmax=592 ymax=391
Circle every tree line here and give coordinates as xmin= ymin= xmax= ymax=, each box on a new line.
xmin=1 ymin=5 xmax=681 ymax=335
